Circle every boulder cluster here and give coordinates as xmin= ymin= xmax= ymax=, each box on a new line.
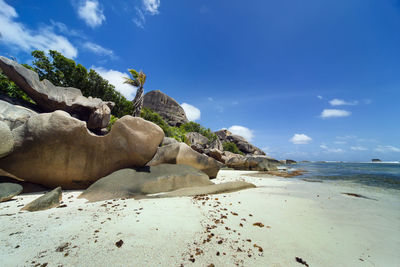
xmin=0 ymin=57 xmax=264 ymax=209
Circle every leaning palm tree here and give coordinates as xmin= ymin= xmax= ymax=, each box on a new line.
xmin=123 ymin=69 xmax=146 ymax=117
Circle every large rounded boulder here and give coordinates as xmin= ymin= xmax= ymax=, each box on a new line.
xmin=147 ymin=142 xmax=223 ymax=178
xmin=0 ymin=111 xmax=164 ymax=189
xmin=79 ymin=164 xmax=213 ymax=202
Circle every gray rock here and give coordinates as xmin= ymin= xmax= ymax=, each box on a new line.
xmin=143 ymin=90 xmax=189 ymax=126
xmin=21 ymin=187 xmax=62 ymax=212
xmin=186 ymin=132 xmax=209 ymax=146
xmin=0 ymin=111 xmax=164 ymax=189
xmin=285 ymin=159 xmax=297 ymax=164
xmin=147 ymin=142 xmax=223 ymax=178
xmin=78 ymin=164 xmax=213 ymax=202
xmin=206 ymin=148 xmax=224 ymax=163
xmin=0 ymin=121 xmax=13 ymax=158
xmin=209 ymin=138 xmax=223 ymax=151
xmin=215 ymin=129 xmax=266 ymax=155
xmin=226 ymin=155 xmax=278 ymax=171
xmin=0 ymin=183 xmax=23 ymax=202
xmin=0 ymin=100 xmax=38 ymax=130
xmin=0 ymin=56 xmax=113 ymax=130
xmin=161 ymin=137 xmax=178 ymax=146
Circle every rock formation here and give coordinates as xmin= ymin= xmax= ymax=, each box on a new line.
xmin=225 ymin=153 xmax=279 ymax=171
xmin=0 ymin=121 xmax=13 ymax=158
xmin=0 ymin=111 xmax=164 ymax=189
xmin=21 ymin=187 xmax=62 ymax=212
xmin=0 ymin=56 xmax=113 ymax=130
xmin=143 ymin=90 xmax=189 ymax=126
xmin=0 ymin=183 xmax=23 ymax=202
xmin=79 ymin=164 xmax=213 ymax=202
xmin=215 ymin=129 xmax=265 ymax=155
xmin=0 ymin=100 xmax=38 ymax=130
xmin=147 ymin=142 xmax=223 ymax=178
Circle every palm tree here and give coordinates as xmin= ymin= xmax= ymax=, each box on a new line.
xmin=123 ymin=69 xmax=146 ymax=117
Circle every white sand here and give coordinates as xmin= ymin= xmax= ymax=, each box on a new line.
xmin=1 ymin=170 xmax=399 ymax=266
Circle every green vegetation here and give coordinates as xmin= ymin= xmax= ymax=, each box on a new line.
xmin=180 ymin=121 xmax=217 ymax=143
xmin=30 ymin=50 xmax=134 ymax=117
xmin=123 ymin=69 xmax=146 ymax=117
xmin=223 ymin=142 xmax=244 ymax=155
xmin=140 ymin=107 xmax=186 ymax=142
xmin=0 ymin=70 xmax=35 ymax=104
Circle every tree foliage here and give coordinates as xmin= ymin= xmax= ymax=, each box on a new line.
xmin=30 ymin=50 xmax=134 ymax=117
xmin=124 ymin=68 xmax=146 ymax=117
xmin=0 ymin=70 xmax=35 ymax=104
xmin=179 ymin=121 xmax=217 ymax=143
xmin=223 ymin=142 xmax=244 ymax=155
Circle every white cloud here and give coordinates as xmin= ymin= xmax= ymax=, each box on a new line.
xmin=77 ymin=0 xmax=105 ymax=28
xmin=92 ymin=67 xmax=136 ymax=99
xmin=329 ymin=98 xmax=358 ymax=106
xmin=181 ymin=103 xmax=201 ymax=121
xmin=228 ymin=125 xmax=254 ymax=142
xmin=317 ymin=95 xmax=323 ymax=99
xmin=134 ymin=0 xmax=161 ymax=28
xmin=320 ymin=109 xmax=351 ymax=118
xmin=83 ymin=42 xmax=115 ymax=58
xmin=375 ymin=145 xmax=400 ymax=153
xmin=143 ymin=0 xmax=160 ymax=14
xmin=350 ymin=146 xmax=368 ymax=151
xmin=320 ymin=144 xmax=344 ymax=153
xmin=290 ymin=134 xmax=312 ymax=145
xmin=0 ymin=0 xmax=77 ymax=58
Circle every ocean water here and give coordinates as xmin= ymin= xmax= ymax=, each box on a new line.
xmin=293 ymin=162 xmax=400 ymax=191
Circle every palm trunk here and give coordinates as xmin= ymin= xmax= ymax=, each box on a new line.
xmin=132 ymin=87 xmax=144 ymax=117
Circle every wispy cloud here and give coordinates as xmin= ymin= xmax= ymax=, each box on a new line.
xmin=375 ymin=145 xmax=400 ymax=153
xmin=77 ymin=0 xmax=105 ymax=28
xmin=133 ymin=0 xmax=161 ymax=28
xmin=350 ymin=146 xmax=368 ymax=151
xmin=289 ymin=134 xmax=312 ymax=145
xmin=0 ymin=0 xmax=77 ymax=58
xmin=329 ymin=98 xmax=358 ymax=106
xmin=317 ymin=95 xmax=323 ymax=99
xmin=228 ymin=125 xmax=254 ymax=142
xmin=83 ymin=42 xmax=115 ymax=58
xmin=181 ymin=103 xmax=201 ymax=121
xmin=320 ymin=144 xmax=344 ymax=153
xmin=320 ymin=109 xmax=351 ymax=118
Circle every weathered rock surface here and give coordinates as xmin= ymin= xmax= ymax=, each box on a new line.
xmin=157 ymin=181 xmax=256 ymax=198
xmin=285 ymin=159 xmax=297 ymax=164
xmin=0 ymin=56 xmax=113 ymax=130
xmin=143 ymin=90 xmax=189 ymax=126
xmin=161 ymin=137 xmax=178 ymax=146
xmin=206 ymin=148 xmax=224 ymax=163
xmin=0 ymin=100 xmax=38 ymax=130
xmin=147 ymin=143 xmax=223 ymax=178
xmin=0 ymin=183 xmax=23 ymax=202
xmin=79 ymin=164 xmax=213 ymax=202
xmin=209 ymin=138 xmax=223 ymax=151
xmin=186 ymin=132 xmax=209 ymax=146
xmin=21 ymin=187 xmax=62 ymax=212
xmin=215 ymin=129 xmax=266 ymax=155
xmin=225 ymin=154 xmax=279 ymax=171
xmin=0 ymin=121 xmax=13 ymax=158
xmin=0 ymin=111 xmax=164 ymax=188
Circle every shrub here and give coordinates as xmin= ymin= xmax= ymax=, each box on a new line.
xmin=179 ymin=121 xmax=217 ymax=143
xmin=223 ymin=142 xmax=244 ymax=155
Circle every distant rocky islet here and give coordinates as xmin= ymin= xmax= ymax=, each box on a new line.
xmin=0 ymin=56 xmax=281 ymax=210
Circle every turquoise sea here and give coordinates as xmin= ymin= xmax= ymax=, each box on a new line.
xmin=293 ymin=162 xmax=400 ymax=190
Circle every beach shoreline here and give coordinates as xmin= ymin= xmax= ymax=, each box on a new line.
xmin=1 ymin=170 xmax=399 ymax=266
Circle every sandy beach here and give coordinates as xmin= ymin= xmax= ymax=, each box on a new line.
xmin=1 ymin=170 xmax=399 ymax=267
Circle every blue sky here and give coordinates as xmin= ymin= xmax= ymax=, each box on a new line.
xmin=0 ymin=0 xmax=399 ymax=161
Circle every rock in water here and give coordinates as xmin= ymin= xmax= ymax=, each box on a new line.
xmin=0 ymin=183 xmax=23 ymax=202
xmin=79 ymin=164 xmax=213 ymax=202
xmin=21 ymin=187 xmax=62 ymax=212
xmin=0 ymin=121 xmax=13 ymax=158
xmin=0 ymin=100 xmax=38 ymax=130
xmin=147 ymin=143 xmax=223 ymax=178
xmin=0 ymin=111 xmax=164 ymax=189
xmin=143 ymin=90 xmax=189 ymax=126
xmin=0 ymin=56 xmax=113 ymax=130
